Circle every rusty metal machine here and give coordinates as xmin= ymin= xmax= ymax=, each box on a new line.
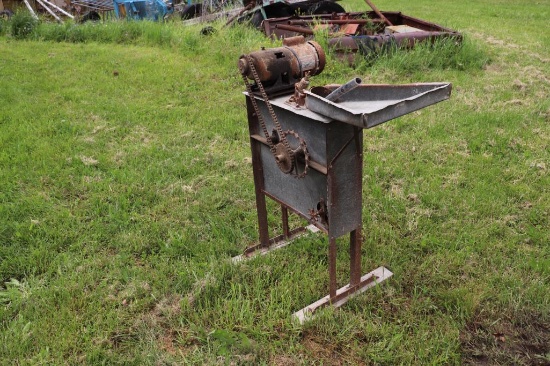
xmin=237 ymin=36 xmax=451 ymax=322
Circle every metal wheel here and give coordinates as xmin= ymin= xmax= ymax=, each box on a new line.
xmin=80 ymin=11 xmax=101 ymax=23
xmin=307 ymin=1 xmax=345 ymax=15
xmin=0 ymin=9 xmax=14 ymax=19
xmin=180 ymin=3 xmax=202 ymax=19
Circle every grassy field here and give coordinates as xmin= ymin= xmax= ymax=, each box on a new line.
xmin=0 ymin=0 xmax=549 ymax=364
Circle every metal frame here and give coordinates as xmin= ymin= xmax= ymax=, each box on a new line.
xmin=293 ymin=266 xmax=393 ymax=323
xmin=239 ymin=92 xmax=393 ymax=322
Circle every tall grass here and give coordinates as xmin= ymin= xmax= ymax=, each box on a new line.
xmin=363 ymin=36 xmax=491 ymax=73
xmin=7 ymin=9 xmax=38 ymax=40
xmin=2 ymin=9 xmax=488 ymax=76
xmin=0 ymin=11 xmax=212 ymax=48
xmin=36 ymin=20 xmax=176 ymax=45
xmin=1 ymin=11 xmax=265 ymax=51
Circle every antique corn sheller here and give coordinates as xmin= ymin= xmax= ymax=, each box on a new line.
xmin=237 ymin=36 xmax=451 ymax=322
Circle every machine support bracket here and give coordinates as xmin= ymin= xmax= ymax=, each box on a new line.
xmin=231 ymin=225 xmax=320 ymax=263
xmin=293 ymin=266 xmax=393 ymax=324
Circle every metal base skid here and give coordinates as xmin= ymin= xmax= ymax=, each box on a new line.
xmin=293 ymin=266 xmax=393 ymax=324
xmin=231 ymin=221 xmax=393 ymax=324
xmin=231 ymin=225 xmax=319 ymax=263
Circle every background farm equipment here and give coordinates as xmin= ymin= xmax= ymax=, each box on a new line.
xmin=236 ymin=0 xmax=345 ymax=28
xmin=180 ymin=0 xmax=346 ymax=27
xmin=0 ymin=0 xmax=174 ymax=22
xmin=0 ymin=0 xmax=76 ymax=21
xmin=113 ymin=0 xmax=173 ymax=20
xmin=262 ymin=11 xmax=462 ymax=62
xmin=0 ymin=0 xmax=114 ymax=21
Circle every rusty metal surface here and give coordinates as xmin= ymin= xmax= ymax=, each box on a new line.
xmin=262 ymin=11 xmax=462 ymax=51
xmin=288 ymin=18 xmax=384 ymax=26
xmin=285 ymin=74 xmax=310 ymax=108
xmin=293 ymin=266 xmax=394 ymax=323
xmin=245 ymin=84 xmax=452 ymax=240
xmin=349 ymin=229 xmax=361 ymax=286
xmin=239 ymin=36 xmax=325 ymax=96
xmin=247 ymin=94 xmax=328 ymax=231
xmin=246 ymin=97 xmax=271 ymax=247
xmin=243 ymin=227 xmax=306 ymax=256
xmin=329 ymin=237 xmax=337 ymax=297
xmin=364 ymin=0 xmax=392 ymax=26
xmin=328 ymin=31 xmax=461 ymax=58
xmin=241 ymin=40 xmax=451 ymax=312
xmin=240 ymin=37 xmax=327 ymax=186
xmin=305 ymin=83 xmax=452 ymax=129
xmin=246 ymin=92 xmax=364 ymax=239
xmin=326 ymin=124 xmax=363 ymax=239
xmin=244 ymin=83 xmax=451 ymax=307
xmin=275 ymin=23 xmax=314 ymax=35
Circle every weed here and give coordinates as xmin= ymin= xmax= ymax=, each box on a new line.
xmin=9 ymin=9 xmax=38 ymax=40
xmin=352 ymin=35 xmax=490 ymax=75
xmin=0 ymin=17 xmax=6 ymax=35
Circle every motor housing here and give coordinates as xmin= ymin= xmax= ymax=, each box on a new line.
xmin=238 ymin=36 xmax=325 ymax=96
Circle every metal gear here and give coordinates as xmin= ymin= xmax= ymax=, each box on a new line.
xmin=241 ymin=55 xmax=310 ymax=178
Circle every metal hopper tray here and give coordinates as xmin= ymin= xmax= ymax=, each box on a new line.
xmin=305 ymin=82 xmax=452 ymax=129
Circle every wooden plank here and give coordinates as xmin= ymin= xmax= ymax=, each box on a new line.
xmin=22 ymin=0 xmax=38 ymax=19
xmin=36 ymin=0 xmax=62 ymax=22
xmin=42 ymin=0 xmax=75 ymax=19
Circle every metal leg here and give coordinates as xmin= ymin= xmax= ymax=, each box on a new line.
xmin=246 ymin=98 xmax=270 ymax=248
xmin=293 ymin=266 xmax=393 ymax=324
xmin=350 ymin=228 xmax=362 ymax=287
xmin=329 ymin=237 xmax=337 ymax=299
xmin=293 ymin=227 xmax=394 ymax=323
xmin=282 ymin=206 xmax=290 ymax=239
xmin=235 ymin=194 xmax=312 ymax=262
xmin=250 ymin=141 xmax=269 ymax=248
xmin=256 ymin=191 xmax=270 ymax=248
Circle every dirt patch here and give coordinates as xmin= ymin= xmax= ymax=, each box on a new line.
xmin=299 ymin=331 xmax=367 ymax=366
xmin=460 ymin=308 xmax=550 ymax=365
xmin=471 ymin=33 xmax=550 ymax=64
xmin=158 ymin=331 xmax=177 ymax=355
xmin=270 ymin=355 xmax=301 ymax=366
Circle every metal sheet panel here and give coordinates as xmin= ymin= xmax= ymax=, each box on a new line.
xmin=251 ymin=93 xmax=330 ymax=166
xmin=261 ymin=143 xmax=328 ymax=229
xmin=326 ymin=123 xmax=363 ymax=238
xmin=251 ymin=95 xmax=364 ymax=237
xmin=305 ymin=83 xmax=451 ymax=129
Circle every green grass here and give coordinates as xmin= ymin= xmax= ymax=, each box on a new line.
xmin=1 ymin=1 xmax=549 ymax=364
